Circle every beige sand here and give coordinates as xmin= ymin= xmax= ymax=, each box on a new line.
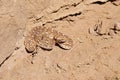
xmin=0 ymin=0 xmax=120 ymax=80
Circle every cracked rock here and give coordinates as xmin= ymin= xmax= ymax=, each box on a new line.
xmin=84 ymin=0 xmax=109 ymax=4
xmin=112 ymin=0 xmax=120 ymax=6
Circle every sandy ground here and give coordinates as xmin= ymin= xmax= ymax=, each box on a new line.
xmin=0 ymin=0 xmax=120 ymax=80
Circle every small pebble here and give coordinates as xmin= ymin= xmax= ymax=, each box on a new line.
xmin=114 ymin=22 xmax=120 ymax=31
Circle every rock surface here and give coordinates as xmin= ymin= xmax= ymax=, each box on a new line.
xmin=0 ymin=0 xmax=120 ymax=80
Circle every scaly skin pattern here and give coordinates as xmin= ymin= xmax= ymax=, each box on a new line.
xmin=24 ymin=26 xmax=73 ymax=52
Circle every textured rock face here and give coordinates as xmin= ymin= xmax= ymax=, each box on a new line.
xmin=0 ymin=0 xmax=51 ymax=64
xmin=0 ymin=0 xmax=120 ymax=80
xmin=0 ymin=17 xmax=17 ymax=64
